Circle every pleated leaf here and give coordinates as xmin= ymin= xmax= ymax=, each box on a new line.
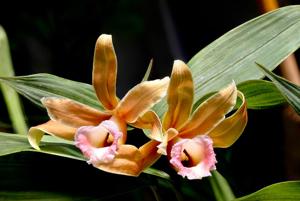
xmin=0 ymin=73 xmax=103 ymax=110
xmin=0 ymin=132 xmax=84 ymax=160
xmin=154 ymin=5 xmax=300 ymax=117
xmin=194 ymin=80 xmax=286 ymax=110
xmin=0 ymin=132 xmax=170 ymax=179
xmin=238 ymin=80 xmax=286 ymax=109
xmin=234 ymin=181 xmax=300 ymax=201
xmin=257 ymin=63 xmax=300 ymax=114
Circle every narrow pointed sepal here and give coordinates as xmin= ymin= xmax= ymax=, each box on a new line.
xmin=42 ymin=97 xmax=111 ymax=127
xmin=93 ymin=34 xmax=119 ymax=110
xmin=115 ymin=77 xmax=170 ymax=123
xmin=163 ymin=60 xmax=194 ymax=130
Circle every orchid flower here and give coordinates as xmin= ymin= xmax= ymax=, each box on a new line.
xmin=28 ymin=34 xmax=169 ymax=176
xmin=146 ymin=60 xmax=247 ymax=180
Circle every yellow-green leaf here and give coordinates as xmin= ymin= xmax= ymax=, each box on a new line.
xmin=0 ymin=73 xmax=102 ymax=110
xmin=0 ymin=26 xmax=27 ymax=134
xmin=257 ymin=63 xmax=300 ymax=115
xmin=154 ymin=6 xmax=300 ymax=117
xmin=234 ymin=181 xmax=300 ymax=201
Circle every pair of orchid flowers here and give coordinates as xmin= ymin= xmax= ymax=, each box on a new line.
xmin=28 ymin=34 xmax=247 ymax=180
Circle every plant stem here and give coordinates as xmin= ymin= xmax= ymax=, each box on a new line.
xmin=0 ymin=26 xmax=28 ymax=134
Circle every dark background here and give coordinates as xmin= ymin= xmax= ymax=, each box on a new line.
xmin=0 ymin=0 xmax=299 ymax=200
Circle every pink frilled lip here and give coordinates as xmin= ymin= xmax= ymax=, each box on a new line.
xmin=74 ymin=120 xmax=123 ymax=165
xmin=169 ymin=135 xmax=217 ymax=180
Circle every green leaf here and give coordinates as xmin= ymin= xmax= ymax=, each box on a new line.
xmin=238 ymin=80 xmax=286 ymax=109
xmin=0 ymin=26 xmax=28 ymax=134
xmin=257 ymin=63 xmax=300 ymax=114
xmin=189 ymin=5 xmax=300 ymax=99
xmin=0 ymin=73 xmax=103 ymax=110
xmin=209 ymin=170 xmax=235 ymax=201
xmin=193 ymin=80 xmax=286 ymax=110
xmin=0 ymin=132 xmax=84 ymax=160
xmin=143 ymin=167 xmax=170 ymax=180
xmin=234 ymin=181 xmax=300 ymax=201
xmin=0 ymin=132 xmax=169 ymax=179
xmin=154 ymin=5 xmax=300 ymax=117
xmin=0 ymin=132 xmax=33 ymax=156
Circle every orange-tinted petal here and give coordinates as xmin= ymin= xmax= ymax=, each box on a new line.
xmin=42 ymin=97 xmax=111 ymax=127
xmin=179 ymin=81 xmax=237 ymax=138
xmin=93 ymin=144 xmax=143 ymax=176
xmin=28 ymin=120 xmax=77 ymax=150
xmin=163 ymin=60 xmax=194 ymax=130
xmin=209 ymin=91 xmax=248 ymax=148
xmin=131 ymin=110 xmax=163 ymax=141
xmin=139 ymin=140 xmax=161 ymax=170
xmin=92 ymin=140 xmax=161 ymax=176
xmin=93 ymin=34 xmax=119 ymax=110
xmin=115 ymin=77 xmax=169 ymax=123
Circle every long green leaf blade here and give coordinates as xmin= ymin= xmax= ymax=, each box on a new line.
xmin=143 ymin=167 xmax=170 ymax=180
xmin=194 ymin=80 xmax=286 ymax=110
xmin=0 ymin=132 xmax=169 ymax=179
xmin=257 ymin=63 xmax=300 ymax=115
xmin=0 ymin=26 xmax=28 ymax=134
xmin=0 ymin=132 xmax=84 ymax=160
xmin=234 ymin=181 xmax=300 ymax=201
xmin=238 ymin=80 xmax=286 ymax=109
xmin=209 ymin=170 xmax=235 ymax=201
xmin=0 ymin=73 xmax=102 ymax=110
xmin=154 ymin=6 xmax=300 ymax=117
xmin=190 ymin=5 xmax=300 ymax=99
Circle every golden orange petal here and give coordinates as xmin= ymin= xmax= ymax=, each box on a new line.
xmin=42 ymin=97 xmax=111 ymax=127
xmin=131 ymin=110 xmax=163 ymax=141
xmin=209 ymin=91 xmax=248 ymax=148
xmin=115 ymin=77 xmax=169 ymax=123
xmin=139 ymin=140 xmax=161 ymax=169
xmin=179 ymin=81 xmax=237 ymax=138
xmin=93 ymin=34 xmax=119 ymax=110
xmin=93 ymin=140 xmax=161 ymax=176
xmin=163 ymin=60 xmax=194 ymax=130
xmin=93 ymin=144 xmax=143 ymax=176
